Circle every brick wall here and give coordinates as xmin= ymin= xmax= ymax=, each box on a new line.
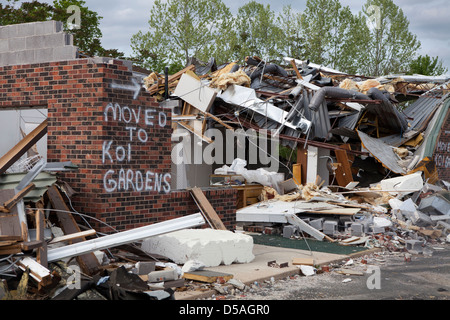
xmin=0 ymin=58 xmax=237 ymax=233
xmin=434 ymin=108 xmax=450 ymax=182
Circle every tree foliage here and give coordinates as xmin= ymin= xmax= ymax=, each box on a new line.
xmin=360 ymin=0 xmax=421 ymax=76
xmin=409 ymin=55 xmax=448 ymax=76
xmin=131 ymin=0 xmax=233 ymax=72
xmin=0 ymin=0 xmax=123 ymax=58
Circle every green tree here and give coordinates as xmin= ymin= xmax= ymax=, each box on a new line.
xmin=233 ymin=1 xmax=280 ymax=63
xmin=51 ymin=0 xmax=104 ymax=56
xmin=409 ymin=55 xmax=448 ymax=76
xmin=275 ymin=5 xmax=304 ymax=60
xmin=131 ymin=0 xmax=233 ymax=72
xmin=0 ymin=0 xmax=53 ymax=25
xmin=298 ymin=0 xmax=369 ymax=74
xmin=0 ymin=0 xmax=122 ymax=58
xmin=360 ymin=0 xmax=421 ymax=76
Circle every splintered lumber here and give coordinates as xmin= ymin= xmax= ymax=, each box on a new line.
xmin=0 ymin=119 xmax=47 ymax=175
xmin=182 ymin=270 xmax=233 ymax=283
xmin=49 ymin=229 xmax=97 ymax=244
xmin=47 ymin=185 xmax=100 ymax=275
xmin=0 ymin=189 xmax=23 ymax=240
xmin=292 ymin=257 xmax=315 ymax=266
xmin=35 ymin=203 xmax=47 ymax=268
xmin=3 ymin=183 xmax=35 ymax=211
xmin=285 ymin=213 xmax=334 ymax=242
xmin=334 ymin=145 xmax=354 ymax=187
xmin=17 ymin=257 xmax=52 ymax=286
xmin=190 ymin=187 xmax=227 ymax=230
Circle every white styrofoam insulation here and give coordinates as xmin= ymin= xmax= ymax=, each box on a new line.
xmin=141 ymin=228 xmax=255 ymax=267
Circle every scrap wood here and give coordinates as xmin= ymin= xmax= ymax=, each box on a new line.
xmin=46 ymin=185 xmax=100 ymax=275
xmin=146 ymin=65 xmax=195 ymax=95
xmin=189 ymin=187 xmax=227 ymax=230
xmin=0 ymin=119 xmax=47 ymax=175
xmin=2 ymin=183 xmax=35 ymax=212
xmin=0 ymin=189 xmax=24 ymax=241
xmin=49 ymin=229 xmax=97 ymax=244
xmin=16 ymin=256 xmax=52 ymax=287
xmin=182 ymin=270 xmax=233 ymax=283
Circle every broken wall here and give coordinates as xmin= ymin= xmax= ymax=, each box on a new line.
xmin=0 ymin=59 xmax=237 ymax=233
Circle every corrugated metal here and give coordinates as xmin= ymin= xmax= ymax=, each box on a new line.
xmin=0 ymin=172 xmax=56 ymax=202
xmin=403 ymin=95 xmax=443 ymax=131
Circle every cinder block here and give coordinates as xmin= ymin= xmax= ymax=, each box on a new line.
xmin=419 ymin=195 xmax=450 ymax=216
xmin=410 ymin=210 xmax=433 ymax=227
xmin=136 ymin=261 xmax=156 ymax=275
xmin=283 ymin=225 xmax=298 ymax=238
xmin=15 ymin=50 xmax=34 ymax=65
xmin=323 ymin=221 xmax=338 ymax=236
xmin=53 ymin=46 xmax=78 ymax=61
xmin=370 ymin=226 xmax=385 ymax=234
xmin=16 ymin=22 xmax=36 ymax=37
xmin=405 ymin=240 xmax=423 ymax=253
xmin=8 ymin=37 xmax=26 ymax=51
xmin=34 ymin=20 xmax=63 ymax=36
xmin=0 ymin=24 xmax=18 ymax=39
xmin=34 ymin=48 xmax=54 ymax=63
xmin=0 ymin=39 xmax=9 ymax=53
xmin=309 ymin=218 xmax=324 ymax=231
xmin=351 ymin=222 xmax=364 ymax=236
xmin=26 ymin=33 xmax=68 ymax=50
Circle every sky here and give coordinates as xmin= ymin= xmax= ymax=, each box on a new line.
xmin=11 ymin=0 xmax=450 ymax=73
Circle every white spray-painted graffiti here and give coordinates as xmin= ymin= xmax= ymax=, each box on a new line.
xmin=102 ymin=103 xmax=171 ymax=193
xmin=434 ymin=140 xmax=450 ymax=169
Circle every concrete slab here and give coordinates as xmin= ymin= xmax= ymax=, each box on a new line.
xmin=175 ymin=243 xmax=351 ymax=300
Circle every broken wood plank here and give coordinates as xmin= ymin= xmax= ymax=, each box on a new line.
xmin=292 ymin=257 xmax=315 ymax=266
xmin=182 ymin=270 xmax=233 ymax=283
xmin=3 ymin=183 xmax=35 ymax=211
xmin=47 ymin=185 xmax=100 ymax=275
xmin=334 ymin=145 xmax=354 ymax=187
xmin=290 ymin=59 xmax=303 ymax=79
xmin=20 ymin=240 xmax=43 ymax=251
xmin=0 ymin=190 xmax=23 ymax=239
xmin=17 ymin=257 xmax=52 ymax=286
xmin=49 ymin=229 xmax=96 ymax=244
xmin=0 ymin=119 xmax=47 ymax=175
xmin=35 ymin=203 xmax=47 ymax=268
xmin=190 ymin=187 xmax=227 ymax=230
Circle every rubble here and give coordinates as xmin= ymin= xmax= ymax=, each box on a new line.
xmin=1 ymin=38 xmax=450 ymax=300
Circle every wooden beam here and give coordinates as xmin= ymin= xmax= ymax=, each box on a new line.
xmin=35 ymin=202 xmax=47 ymax=268
xmin=47 ymin=185 xmax=100 ymax=275
xmin=3 ymin=183 xmax=35 ymax=211
xmin=290 ymin=59 xmax=303 ymax=79
xmin=0 ymin=119 xmax=47 ymax=175
xmin=49 ymin=229 xmax=96 ymax=244
xmin=334 ymin=145 xmax=355 ymax=187
xmin=190 ymin=187 xmax=227 ymax=230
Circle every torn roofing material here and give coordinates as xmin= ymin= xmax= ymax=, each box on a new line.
xmin=357 ymin=130 xmax=407 ymax=175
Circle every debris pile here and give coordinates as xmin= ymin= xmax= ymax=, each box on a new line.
xmin=143 ymin=54 xmax=450 ymax=256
